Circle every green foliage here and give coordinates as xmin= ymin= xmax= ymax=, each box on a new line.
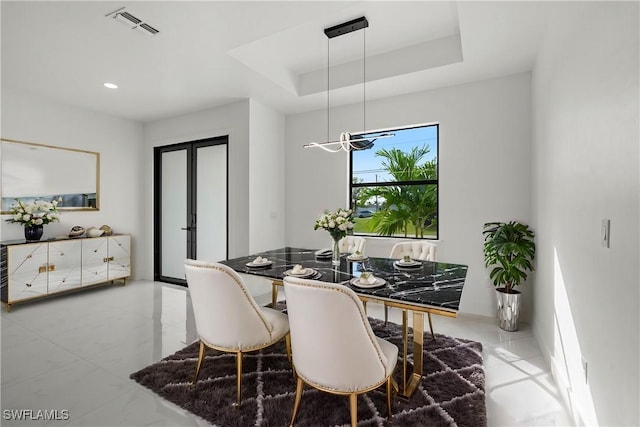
xmin=482 ymin=221 xmax=536 ymax=293
xmin=357 ymin=145 xmax=437 ymax=238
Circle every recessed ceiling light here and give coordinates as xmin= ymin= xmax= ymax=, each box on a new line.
xmin=104 ymin=82 xmax=118 ymax=89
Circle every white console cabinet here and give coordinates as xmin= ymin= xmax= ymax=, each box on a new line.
xmin=1 ymin=235 xmax=130 ymax=311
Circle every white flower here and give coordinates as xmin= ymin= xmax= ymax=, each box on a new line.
xmin=314 ymin=208 xmax=355 ymax=239
xmin=5 ymin=198 xmax=61 ymax=226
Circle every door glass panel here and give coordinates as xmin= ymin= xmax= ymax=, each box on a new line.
xmin=196 ymin=144 xmax=227 ymax=262
xmin=161 ymin=150 xmax=187 ymax=279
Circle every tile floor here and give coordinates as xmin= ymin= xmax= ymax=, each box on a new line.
xmin=1 ymin=280 xmax=574 ymax=426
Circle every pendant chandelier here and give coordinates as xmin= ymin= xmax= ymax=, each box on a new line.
xmin=303 ymin=17 xmax=393 ymax=153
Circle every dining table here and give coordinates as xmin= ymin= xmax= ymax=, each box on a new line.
xmin=219 ymin=246 xmax=469 ymax=398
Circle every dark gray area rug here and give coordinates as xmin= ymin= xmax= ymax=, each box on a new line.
xmin=130 ymin=317 xmax=486 ymax=427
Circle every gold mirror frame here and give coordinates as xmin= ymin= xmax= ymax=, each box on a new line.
xmin=1 ymin=138 xmax=100 ymax=213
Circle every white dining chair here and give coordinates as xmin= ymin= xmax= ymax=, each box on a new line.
xmin=389 ymin=240 xmax=437 ymax=261
xmin=387 ymin=241 xmax=438 ymax=337
xmin=283 ymin=276 xmax=398 ymax=427
xmin=184 ymin=259 xmax=291 ymax=407
xmin=338 ymin=235 xmax=366 ymax=254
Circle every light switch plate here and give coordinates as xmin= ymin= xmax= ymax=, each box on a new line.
xmin=601 ymin=219 xmax=610 ymax=248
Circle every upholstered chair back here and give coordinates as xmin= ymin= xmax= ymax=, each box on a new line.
xmin=338 ymin=235 xmax=366 ymax=254
xmin=389 ymin=241 xmax=437 ymax=261
xmin=184 ymin=259 xmax=277 ymax=350
xmin=283 ymin=277 xmax=394 ymax=392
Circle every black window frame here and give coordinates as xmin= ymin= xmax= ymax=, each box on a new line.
xmin=349 ymin=123 xmax=439 ymax=240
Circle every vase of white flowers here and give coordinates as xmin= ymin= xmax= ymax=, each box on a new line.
xmin=5 ymin=198 xmax=61 ymax=242
xmin=314 ymin=208 xmax=354 ymax=265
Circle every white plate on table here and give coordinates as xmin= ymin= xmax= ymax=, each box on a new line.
xmin=246 ymin=260 xmax=273 ymax=268
xmin=350 ymin=277 xmax=386 ymax=289
xmin=315 ymin=248 xmax=332 ymax=259
xmin=284 ymin=268 xmax=317 ymax=278
xmin=393 ymin=260 xmax=422 ymax=269
xmin=347 ymin=254 xmax=369 ymax=262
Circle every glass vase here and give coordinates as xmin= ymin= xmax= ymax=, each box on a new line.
xmin=332 ymin=237 xmax=341 ymax=266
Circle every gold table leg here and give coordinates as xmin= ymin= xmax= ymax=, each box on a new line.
xmin=271 ymin=280 xmax=279 ymax=308
xmin=398 ymin=311 xmax=424 ymax=398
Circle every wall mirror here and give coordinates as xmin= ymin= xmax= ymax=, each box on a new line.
xmin=1 ymin=139 xmax=100 ymax=213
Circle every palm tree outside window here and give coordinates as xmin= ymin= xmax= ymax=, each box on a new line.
xmin=350 ymin=124 xmax=439 ymax=239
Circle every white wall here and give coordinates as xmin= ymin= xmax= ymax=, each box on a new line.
xmin=0 ymin=88 xmax=145 ymax=278
xmin=285 ymin=73 xmax=533 ymax=318
xmin=531 ymin=2 xmax=639 ymax=426
xmin=249 ymin=99 xmax=286 ymax=253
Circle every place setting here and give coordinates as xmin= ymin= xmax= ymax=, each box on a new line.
xmin=314 ymin=248 xmax=332 ymax=260
xmin=245 ymin=256 xmax=273 ymax=269
xmin=349 ymin=271 xmax=386 ymax=289
xmin=393 ymin=255 xmax=423 ymax=271
xmin=346 ymin=250 xmax=369 ymax=262
xmin=283 ymin=263 xmax=321 ymax=279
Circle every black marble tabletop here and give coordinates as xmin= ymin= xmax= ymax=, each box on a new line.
xmin=219 ymin=247 xmax=468 ymax=312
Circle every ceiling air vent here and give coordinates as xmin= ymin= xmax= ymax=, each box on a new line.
xmin=105 ymin=7 xmax=160 ymax=37
xmin=138 ymin=23 xmax=159 ymax=36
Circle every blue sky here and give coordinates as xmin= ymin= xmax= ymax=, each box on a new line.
xmin=352 ymin=124 xmax=438 ymax=183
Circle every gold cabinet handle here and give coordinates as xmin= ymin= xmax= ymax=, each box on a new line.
xmin=38 ymin=264 xmax=56 ymax=273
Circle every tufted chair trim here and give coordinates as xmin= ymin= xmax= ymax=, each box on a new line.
xmin=338 ymin=236 xmax=366 ymax=254
xmin=389 ymin=240 xmax=437 ymax=261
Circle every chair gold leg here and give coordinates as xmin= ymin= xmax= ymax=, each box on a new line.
xmin=290 ymin=377 xmax=304 ymax=427
xmin=284 ymin=333 xmax=296 ymax=378
xmin=236 ymin=351 xmax=243 ymax=407
xmin=386 ymin=376 xmax=393 ymax=418
xmin=285 ymin=333 xmax=292 ymax=364
xmin=349 ymin=393 xmax=358 ymax=427
xmin=428 ymin=312 xmax=435 ymax=340
xmin=192 ymin=341 xmax=205 ymax=385
xmin=363 ymin=300 xmax=367 ymax=315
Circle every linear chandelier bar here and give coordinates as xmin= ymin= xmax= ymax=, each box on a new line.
xmin=324 ymin=17 xmax=369 ymax=39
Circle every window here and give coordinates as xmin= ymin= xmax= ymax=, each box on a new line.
xmin=350 ymin=124 xmax=438 ymax=239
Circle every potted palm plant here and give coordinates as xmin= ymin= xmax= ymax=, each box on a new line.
xmin=482 ymin=221 xmax=536 ymax=331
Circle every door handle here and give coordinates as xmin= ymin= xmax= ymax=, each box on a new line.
xmin=181 ymin=227 xmax=191 ymax=231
